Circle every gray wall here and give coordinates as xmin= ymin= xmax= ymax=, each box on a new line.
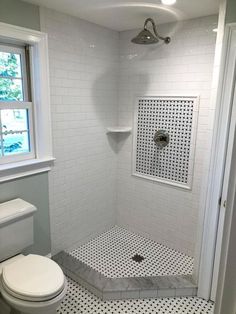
xmin=0 ymin=0 xmax=40 ymax=30
xmin=225 ymin=0 xmax=236 ymax=24
xmin=0 ymin=0 xmax=51 ymax=255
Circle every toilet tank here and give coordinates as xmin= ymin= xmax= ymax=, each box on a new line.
xmin=0 ymin=199 xmax=37 ymax=262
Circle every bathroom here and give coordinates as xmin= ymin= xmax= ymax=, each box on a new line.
xmin=0 ymin=0 xmax=236 ymax=313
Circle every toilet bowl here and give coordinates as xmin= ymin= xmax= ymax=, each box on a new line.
xmin=0 ymin=199 xmax=67 ymax=314
xmin=0 ymin=254 xmax=67 ymax=314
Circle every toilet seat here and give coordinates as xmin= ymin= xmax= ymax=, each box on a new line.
xmin=2 ymin=254 xmax=65 ymax=302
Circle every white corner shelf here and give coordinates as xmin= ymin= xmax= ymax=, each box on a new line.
xmin=106 ymin=127 xmax=132 ymax=134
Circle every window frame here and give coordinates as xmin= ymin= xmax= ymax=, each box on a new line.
xmin=0 ymin=22 xmax=54 ymax=182
xmin=0 ymin=44 xmax=35 ymax=164
xmin=0 ymin=101 xmax=35 ymax=164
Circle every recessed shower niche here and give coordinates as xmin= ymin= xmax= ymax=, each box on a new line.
xmin=132 ymin=96 xmax=199 ymax=189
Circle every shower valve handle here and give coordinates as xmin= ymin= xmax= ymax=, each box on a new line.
xmin=153 ymin=130 xmax=169 ymax=148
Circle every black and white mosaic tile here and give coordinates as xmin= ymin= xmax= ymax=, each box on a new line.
xmin=58 ymin=277 xmax=214 ymax=314
xmin=69 ymin=226 xmax=193 ymax=278
xmin=133 ymin=96 xmax=198 ymax=188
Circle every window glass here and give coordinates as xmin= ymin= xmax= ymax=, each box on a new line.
xmin=0 ymin=109 xmax=30 ymax=156
xmin=0 ymin=52 xmax=22 ymax=77
xmin=0 ymin=51 xmax=24 ymax=101
xmin=2 ymin=131 xmax=30 ymax=155
xmin=1 ymin=109 xmax=29 ymax=131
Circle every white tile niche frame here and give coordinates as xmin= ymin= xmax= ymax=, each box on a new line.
xmin=132 ymin=96 xmax=199 ymax=190
xmin=0 ymin=22 xmax=54 ymax=182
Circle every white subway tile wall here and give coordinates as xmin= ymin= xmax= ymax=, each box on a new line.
xmin=117 ymin=16 xmax=218 ymax=256
xmin=40 ymin=7 xmax=217 ymax=257
xmin=40 ymin=8 xmax=119 ymax=253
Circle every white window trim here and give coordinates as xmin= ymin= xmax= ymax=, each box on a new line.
xmin=0 ymin=22 xmax=54 ymax=182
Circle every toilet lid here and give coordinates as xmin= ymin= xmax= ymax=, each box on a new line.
xmin=2 ymin=254 xmax=65 ymax=301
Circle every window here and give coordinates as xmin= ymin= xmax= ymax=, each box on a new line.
xmin=0 ymin=44 xmax=35 ymax=164
xmin=0 ymin=22 xmax=53 ymax=182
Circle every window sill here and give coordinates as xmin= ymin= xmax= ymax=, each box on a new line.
xmin=0 ymin=157 xmax=55 ymax=183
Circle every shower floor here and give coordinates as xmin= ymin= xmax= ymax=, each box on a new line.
xmin=68 ymin=226 xmax=193 ymax=278
xmin=58 ymin=276 xmax=213 ymax=314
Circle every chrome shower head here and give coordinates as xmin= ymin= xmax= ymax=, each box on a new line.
xmin=131 ymin=18 xmax=170 ymax=45
xmin=131 ymin=29 xmax=159 ymax=44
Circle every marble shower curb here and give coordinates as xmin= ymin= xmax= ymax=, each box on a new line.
xmin=53 ymin=251 xmax=197 ymax=300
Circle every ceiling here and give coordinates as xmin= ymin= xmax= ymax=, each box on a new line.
xmin=23 ymin=0 xmax=220 ymax=31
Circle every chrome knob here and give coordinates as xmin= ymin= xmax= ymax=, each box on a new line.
xmin=153 ymin=130 xmax=169 ymax=148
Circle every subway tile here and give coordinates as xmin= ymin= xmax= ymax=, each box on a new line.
xmin=41 ymin=7 xmax=217 ymax=257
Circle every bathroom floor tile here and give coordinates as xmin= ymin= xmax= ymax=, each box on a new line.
xmin=69 ymin=226 xmax=193 ymax=277
xmin=57 ymin=277 xmax=214 ymax=314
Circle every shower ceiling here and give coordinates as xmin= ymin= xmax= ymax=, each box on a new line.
xmin=24 ymin=0 xmax=220 ymax=31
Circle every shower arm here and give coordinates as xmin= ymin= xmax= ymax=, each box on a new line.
xmin=144 ymin=18 xmax=170 ymax=44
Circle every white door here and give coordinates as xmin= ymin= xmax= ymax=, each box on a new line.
xmin=210 ymin=45 xmax=236 ymax=300
xmin=213 ymin=83 xmax=236 ymax=314
xmin=197 ymin=24 xmax=236 ymax=301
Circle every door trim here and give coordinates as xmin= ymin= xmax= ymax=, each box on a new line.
xmin=197 ymin=23 xmax=236 ymax=300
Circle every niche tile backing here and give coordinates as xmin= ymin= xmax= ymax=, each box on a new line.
xmin=133 ymin=96 xmax=198 ymax=189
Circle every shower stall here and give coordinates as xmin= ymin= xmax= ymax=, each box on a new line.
xmin=40 ymin=6 xmax=220 ymax=303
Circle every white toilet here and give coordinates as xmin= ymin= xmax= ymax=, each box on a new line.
xmin=0 ymin=199 xmax=67 ymax=314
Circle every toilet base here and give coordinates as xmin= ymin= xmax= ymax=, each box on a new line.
xmin=10 ymin=309 xmax=22 ymax=314
xmin=3 ymin=302 xmax=58 ymax=314
xmin=0 ymin=297 xmax=11 ymax=314
xmin=0 ymin=278 xmax=67 ymax=314
xmin=0 ymin=297 xmax=57 ymax=314
xmin=10 ymin=310 xmax=56 ymax=314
